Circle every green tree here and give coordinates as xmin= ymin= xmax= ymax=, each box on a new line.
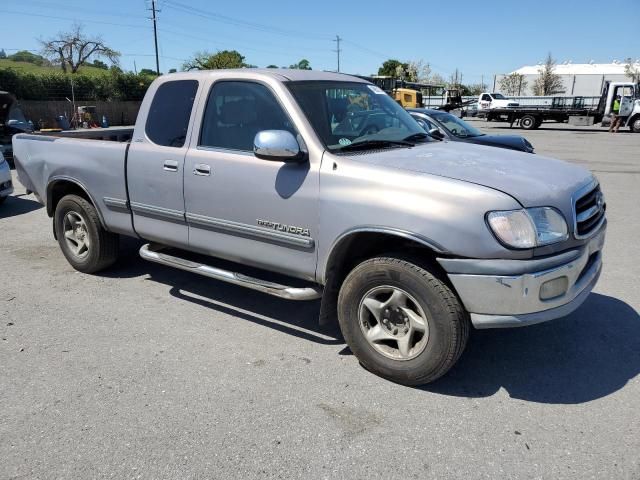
xmin=139 ymin=68 xmax=159 ymax=76
xmin=183 ymin=50 xmax=247 ymax=70
xmin=499 ymin=73 xmax=528 ymax=95
xmin=624 ymin=58 xmax=640 ymax=82
xmin=40 ymin=24 xmax=120 ymax=73
xmin=266 ymin=64 xmax=279 ymax=68
xmin=532 ymin=53 xmax=564 ymax=95
xmin=378 ymin=59 xmax=408 ymax=77
xmin=92 ymin=59 xmax=109 ymax=70
xmin=8 ymin=50 xmax=48 ymax=65
xmin=289 ymin=59 xmax=311 ymax=70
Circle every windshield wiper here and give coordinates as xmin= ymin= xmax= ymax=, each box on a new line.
xmin=338 ymin=139 xmax=414 ymax=152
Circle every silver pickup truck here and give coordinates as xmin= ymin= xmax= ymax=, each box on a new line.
xmin=12 ymin=70 xmax=606 ymax=385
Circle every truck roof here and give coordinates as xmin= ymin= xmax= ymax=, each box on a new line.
xmin=161 ymin=68 xmax=370 ymax=83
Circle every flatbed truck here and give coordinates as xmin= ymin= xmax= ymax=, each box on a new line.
xmin=479 ymin=81 xmax=640 ymax=132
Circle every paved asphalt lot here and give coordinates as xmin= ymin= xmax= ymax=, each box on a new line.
xmin=1 ymin=121 xmax=639 ymax=479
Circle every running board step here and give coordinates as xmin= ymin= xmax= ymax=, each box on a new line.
xmin=139 ymin=243 xmax=323 ymax=301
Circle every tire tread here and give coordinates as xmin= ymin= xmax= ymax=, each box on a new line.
xmin=55 ymin=194 xmax=119 ymax=273
xmin=338 ymin=254 xmax=469 ymax=385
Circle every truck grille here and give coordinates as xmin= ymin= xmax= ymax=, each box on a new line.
xmin=574 ymin=183 xmax=605 ymax=238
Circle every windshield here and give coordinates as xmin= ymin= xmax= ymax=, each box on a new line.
xmin=431 ymin=112 xmax=484 ymax=138
xmin=491 ymin=93 xmax=506 ymax=100
xmin=287 ymin=81 xmax=428 ymax=151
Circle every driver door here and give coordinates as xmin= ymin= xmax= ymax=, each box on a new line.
xmin=183 ymin=80 xmax=319 ymax=280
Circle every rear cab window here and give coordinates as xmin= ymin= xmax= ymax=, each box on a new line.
xmin=145 ymin=80 xmax=199 ymax=147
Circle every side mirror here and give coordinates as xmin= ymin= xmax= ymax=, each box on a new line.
xmin=428 ymin=128 xmax=445 ymax=140
xmin=254 ymin=130 xmax=305 ymax=162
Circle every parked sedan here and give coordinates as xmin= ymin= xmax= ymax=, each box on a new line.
xmin=408 ymin=108 xmax=535 ymax=153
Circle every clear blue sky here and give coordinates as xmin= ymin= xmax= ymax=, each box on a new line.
xmin=1 ymin=0 xmax=638 ymax=83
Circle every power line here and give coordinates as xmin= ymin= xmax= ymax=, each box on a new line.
xmin=4 ymin=0 xmax=147 ymax=20
xmin=162 ymin=0 xmax=331 ymax=41
xmin=2 ymin=10 xmax=149 ymax=29
xmin=158 ymin=28 xmax=334 ymax=62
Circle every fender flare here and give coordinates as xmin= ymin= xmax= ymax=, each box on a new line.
xmin=320 ymin=226 xmax=447 ymax=284
xmin=46 ymin=176 xmax=108 ymax=230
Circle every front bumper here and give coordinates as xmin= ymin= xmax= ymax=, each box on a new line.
xmin=438 ymin=224 xmax=606 ymax=329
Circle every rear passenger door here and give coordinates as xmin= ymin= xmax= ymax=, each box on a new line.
xmin=127 ymin=79 xmax=199 ymax=247
xmin=183 ymin=80 xmax=319 ymax=280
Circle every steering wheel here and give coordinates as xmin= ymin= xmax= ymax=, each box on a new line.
xmin=362 ymin=125 xmax=379 ymax=136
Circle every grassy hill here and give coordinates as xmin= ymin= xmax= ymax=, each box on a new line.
xmin=0 ymin=59 xmax=111 ymax=76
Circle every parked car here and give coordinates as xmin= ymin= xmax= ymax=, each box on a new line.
xmin=409 ymin=108 xmax=535 ymax=153
xmin=0 ymin=153 xmax=13 ymax=204
xmin=13 ymin=70 xmax=605 ymax=385
xmin=1 ymin=91 xmax=33 ymax=166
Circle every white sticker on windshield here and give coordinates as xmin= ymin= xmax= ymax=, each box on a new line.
xmin=338 ymin=138 xmax=352 ymax=146
xmin=367 ymin=85 xmax=386 ymax=94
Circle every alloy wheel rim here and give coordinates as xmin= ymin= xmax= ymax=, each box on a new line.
xmin=358 ymin=285 xmax=430 ymax=361
xmin=63 ymin=211 xmax=91 ymax=259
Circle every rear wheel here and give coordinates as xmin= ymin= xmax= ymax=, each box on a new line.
xmin=520 ymin=115 xmax=537 ymax=129
xmin=337 ymin=255 xmax=469 ymax=385
xmin=54 ymin=194 xmax=119 ymax=273
xmin=631 ymin=117 xmax=640 ymax=133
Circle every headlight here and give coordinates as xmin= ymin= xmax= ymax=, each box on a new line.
xmin=487 ymin=207 xmax=568 ymax=249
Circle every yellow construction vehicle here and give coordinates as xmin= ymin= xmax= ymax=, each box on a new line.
xmin=357 ymin=76 xmax=447 ymax=108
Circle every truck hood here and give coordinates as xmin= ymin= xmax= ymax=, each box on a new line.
xmin=347 ymin=141 xmax=593 ymax=209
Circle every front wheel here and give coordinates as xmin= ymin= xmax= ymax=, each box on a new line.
xmin=54 ymin=194 xmax=119 ymax=273
xmin=337 ymin=256 xmax=469 ymax=385
xmin=631 ymin=117 xmax=640 ymax=133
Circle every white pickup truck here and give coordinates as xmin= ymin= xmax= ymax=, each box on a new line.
xmin=12 ymin=69 xmax=606 ymax=385
xmin=478 ymin=92 xmax=520 ymax=111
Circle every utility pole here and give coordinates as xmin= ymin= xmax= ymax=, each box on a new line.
xmin=333 ymin=35 xmax=341 ymax=73
xmin=150 ymin=0 xmax=160 ymax=75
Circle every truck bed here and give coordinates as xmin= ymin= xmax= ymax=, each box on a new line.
xmin=33 ymin=126 xmax=134 ymax=142
xmin=12 ymin=130 xmax=135 ymax=236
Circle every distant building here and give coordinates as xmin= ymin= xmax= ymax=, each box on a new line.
xmin=495 ymin=61 xmax=640 ymax=97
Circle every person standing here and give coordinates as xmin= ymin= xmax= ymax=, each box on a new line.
xmin=609 ymin=95 xmax=622 ymax=133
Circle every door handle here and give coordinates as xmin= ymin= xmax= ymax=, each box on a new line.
xmin=193 ymin=164 xmax=211 ymax=176
xmin=163 ymin=160 xmax=179 ymax=172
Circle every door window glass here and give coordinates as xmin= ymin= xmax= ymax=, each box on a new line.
xmin=200 ymin=81 xmax=296 ymax=151
xmin=145 ymin=80 xmax=198 ymax=147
